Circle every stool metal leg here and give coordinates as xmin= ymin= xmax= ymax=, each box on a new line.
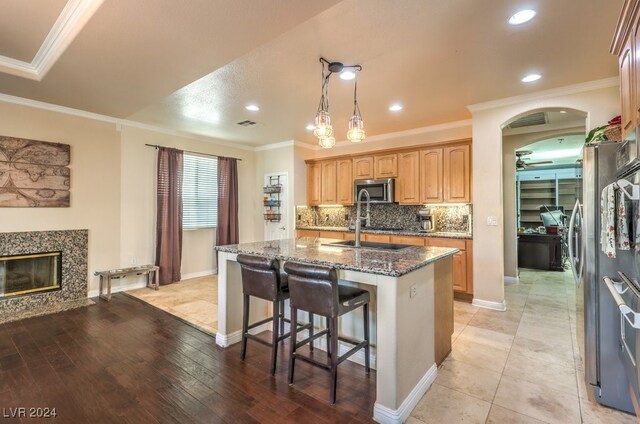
xmin=288 ymin=306 xmax=298 ymax=384
xmin=325 ymin=316 xmax=331 ymax=357
xmin=364 ymin=303 xmax=370 ymax=374
xmin=279 ymin=299 xmax=285 ymax=335
xmin=308 ymin=312 xmax=314 ymax=352
xmin=329 ymin=317 xmax=339 ymax=404
xmin=270 ymin=299 xmax=280 ymax=375
xmin=241 ymin=294 xmax=250 ymax=361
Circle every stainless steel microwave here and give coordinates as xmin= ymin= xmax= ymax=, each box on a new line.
xmin=354 ymin=178 xmax=395 ymax=203
xmin=616 ymin=128 xmax=639 ymax=174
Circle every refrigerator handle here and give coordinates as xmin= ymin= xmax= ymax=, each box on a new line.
xmin=568 ymin=199 xmax=581 ymax=286
xmin=603 ymin=276 xmax=640 ymax=329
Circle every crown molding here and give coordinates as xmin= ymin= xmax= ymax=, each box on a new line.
xmin=330 ymin=119 xmax=473 ymax=148
xmin=0 ymin=92 xmax=255 ymax=152
xmin=0 ymin=0 xmax=104 ymax=81
xmin=467 ymin=77 xmax=620 ymax=113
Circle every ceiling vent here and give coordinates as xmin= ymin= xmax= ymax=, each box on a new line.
xmin=507 ymin=112 xmax=547 ymax=129
xmin=236 ymin=120 xmax=257 ymax=127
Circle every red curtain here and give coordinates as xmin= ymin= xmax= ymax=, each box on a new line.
xmin=216 ymin=157 xmax=239 ymax=246
xmin=155 ymin=147 xmax=183 ymax=284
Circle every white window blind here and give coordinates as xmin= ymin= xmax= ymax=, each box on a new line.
xmin=182 ymin=154 xmax=218 ymax=229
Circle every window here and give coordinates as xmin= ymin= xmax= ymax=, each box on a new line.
xmin=182 ymin=154 xmax=218 ymax=229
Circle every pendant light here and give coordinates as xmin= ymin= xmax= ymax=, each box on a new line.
xmin=313 ymin=57 xmax=363 ymax=148
xmin=347 ymin=75 xmax=365 ymax=143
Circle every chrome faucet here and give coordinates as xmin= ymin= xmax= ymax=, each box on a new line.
xmin=355 ymin=189 xmax=371 ymax=248
xmin=313 ymin=208 xmax=319 ymax=226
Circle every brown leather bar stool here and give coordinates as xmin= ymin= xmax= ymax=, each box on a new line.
xmin=236 ymin=254 xmax=313 ymax=375
xmin=283 ymin=261 xmax=370 ymax=404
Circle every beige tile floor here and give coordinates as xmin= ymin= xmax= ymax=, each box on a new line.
xmin=409 ymin=268 xmax=638 ymax=424
xmin=127 ymin=275 xmax=218 ymax=334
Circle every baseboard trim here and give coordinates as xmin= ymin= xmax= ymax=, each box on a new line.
xmin=373 ymin=363 xmax=437 ymax=424
xmin=215 ymin=322 xmax=271 ymax=347
xmin=504 ymin=276 xmax=519 ymax=285
xmin=472 ymin=298 xmax=507 ymax=311
xmin=181 ymin=270 xmax=216 ymax=280
xmin=87 ymin=281 xmax=147 ymax=298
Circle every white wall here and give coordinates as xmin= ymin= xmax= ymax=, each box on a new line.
xmin=470 ymin=82 xmax=619 ymax=308
xmin=0 ymin=99 xmax=259 ymax=295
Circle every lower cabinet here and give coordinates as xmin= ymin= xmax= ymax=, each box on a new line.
xmin=425 ymin=237 xmax=473 ymax=298
xmin=296 ymin=230 xmax=320 ymax=238
xmin=363 ymin=233 xmax=391 ymax=243
xmin=389 ymin=235 xmax=426 ymax=246
xmin=318 ymin=231 xmax=344 ymax=239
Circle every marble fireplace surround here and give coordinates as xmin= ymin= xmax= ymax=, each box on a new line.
xmin=0 ymin=229 xmax=91 ymax=324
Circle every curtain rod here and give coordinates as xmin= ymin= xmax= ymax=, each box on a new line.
xmin=144 ymin=144 xmax=243 ymax=161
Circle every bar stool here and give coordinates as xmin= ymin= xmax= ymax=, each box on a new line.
xmin=283 ymin=261 xmax=370 ymax=404
xmin=236 ymin=254 xmax=313 ymax=375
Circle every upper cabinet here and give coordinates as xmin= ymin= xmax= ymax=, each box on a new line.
xmin=307 ymin=163 xmax=322 ymax=206
xmin=306 ymin=140 xmax=471 ymax=206
xmin=397 ymin=151 xmax=420 ymax=204
xmin=336 ymin=159 xmax=353 ymax=205
xmin=353 ymin=156 xmax=374 ymax=180
xmin=420 ymin=148 xmax=443 ymax=203
xmin=444 ymin=144 xmax=471 ymax=203
xmin=374 ymin=154 xmax=398 ymax=178
xmin=612 ymin=0 xmax=640 ymax=139
xmin=321 ymin=161 xmax=338 ymax=204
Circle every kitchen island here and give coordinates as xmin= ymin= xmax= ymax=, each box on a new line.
xmin=215 ymin=237 xmax=458 ymax=424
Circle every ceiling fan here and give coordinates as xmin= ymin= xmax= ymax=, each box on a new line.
xmin=515 ymin=150 xmax=553 ymax=170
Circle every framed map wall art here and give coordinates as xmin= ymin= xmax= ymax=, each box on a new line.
xmin=0 ymin=136 xmax=70 ymax=207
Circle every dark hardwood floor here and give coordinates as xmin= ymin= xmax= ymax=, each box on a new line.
xmin=0 ymin=294 xmax=376 ymax=423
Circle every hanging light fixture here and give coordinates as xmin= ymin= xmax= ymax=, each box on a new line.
xmin=347 ymin=74 xmax=365 ymax=143
xmin=313 ymin=57 xmax=363 ymax=148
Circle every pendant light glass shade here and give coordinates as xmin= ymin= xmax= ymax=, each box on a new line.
xmin=313 ymin=110 xmax=333 ymax=138
xmin=318 ymin=135 xmax=336 ymax=149
xmin=347 ymin=115 xmax=365 ymax=142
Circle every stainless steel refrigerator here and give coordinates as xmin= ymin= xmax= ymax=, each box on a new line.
xmin=569 ymin=142 xmax=634 ymax=413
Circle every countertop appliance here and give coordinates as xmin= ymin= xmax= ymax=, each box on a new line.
xmin=418 ymin=208 xmax=435 ymax=232
xmin=354 ymin=178 xmax=394 ymax=203
xmin=568 ymin=142 xmax=634 ymax=413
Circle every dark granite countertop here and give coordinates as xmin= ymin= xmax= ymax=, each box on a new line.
xmin=215 ymin=237 xmax=458 ymax=277
xmin=296 ymin=226 xmax=472 ymax=240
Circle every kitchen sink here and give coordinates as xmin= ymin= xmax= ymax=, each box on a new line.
xmin=323 ymin=240 xmax=413 ymax=250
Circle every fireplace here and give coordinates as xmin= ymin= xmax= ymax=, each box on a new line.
xmin=0 ymin=251 xmax=62 ymax=297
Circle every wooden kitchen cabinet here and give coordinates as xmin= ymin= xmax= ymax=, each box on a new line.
xmin=389 ymin=235 xmax=425 ymax=246
xmin=336 ymin=159 xmax=353 ymax=205
xmin=420 ymin=148 xmax=443 ymax=203
xmin=443 ymin=144 xmax=471 ymax=203
xmin=318 ymin=231 xmax=344 ymax=239
xmin=427 ymin=237 xmax=473 ymax=297
xmin=321 ymin=161 xmax=338 ymax=204
xmin=353 ymin=156 xmax=374 ymax=180
xmin=297 ymin=230 xmax=320 ymax=237
xmin=613 ymin=1 xmax=640 ymax=139
xmin=364 ymin=233 xmax=391 ymax=243
xmin=374 ymin=154 xmax=398 ymax=178
xmin=397 ymin=151 xmax=420 ymax=204
xmin=307 ymin=163 xmax=322 ymax=206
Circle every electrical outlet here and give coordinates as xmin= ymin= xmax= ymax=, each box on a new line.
xmin=410 ymin=284 xmax=417 ymax=298
xmin=462 ymin=215 xmax=468 ymax=225
xmin=297 ymin=214 xmax=301 ymax=220
xmin=344 ymin=214 xmax=349 ymax=221
xmin=487 ymin=216 xmax=498 ymax=226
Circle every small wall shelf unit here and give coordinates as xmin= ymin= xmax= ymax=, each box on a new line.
xmin=516 ymin=167 xmax=582 ymax=229
xmin=263 ymin=176 xmax=282 ymax=222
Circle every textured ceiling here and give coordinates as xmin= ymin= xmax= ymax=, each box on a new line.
xmin=0 ymin=0 xmax=622 ymax=147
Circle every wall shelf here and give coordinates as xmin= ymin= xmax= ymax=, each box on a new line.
xmin=263 ymin=177 xmax=282 ymax=222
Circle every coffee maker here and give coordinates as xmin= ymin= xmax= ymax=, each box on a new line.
xmin=418 ymin=208 xmax=435 ymax=232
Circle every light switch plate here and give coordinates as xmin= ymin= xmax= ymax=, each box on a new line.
xmin=486 ymin=216 xmax=498 ymax=226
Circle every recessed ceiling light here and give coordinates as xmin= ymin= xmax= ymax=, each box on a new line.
xmin=521 ymin=73 xmax=541 ymax=83
xmin=245 ymin=104 xmax=260 ymax=111
xmin=305 ymin=124 xmax=315 ymax=131
xmin=509 ymin=9 xmax=536 ymax=25
xmin=559 ymin=110 xmax=567 ymax=114
xmin=389 ymin=104 xmax=403 ymax=112
xmin=339 ymin=71 xmax=356 ymax=80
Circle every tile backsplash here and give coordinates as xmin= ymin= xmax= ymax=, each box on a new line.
xmin=296 ymin=204 xmax=472 ymax=234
